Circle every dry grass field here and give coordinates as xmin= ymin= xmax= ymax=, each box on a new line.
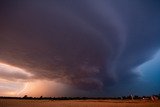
xmin=0 ymin=99 xmax=160 ymax=107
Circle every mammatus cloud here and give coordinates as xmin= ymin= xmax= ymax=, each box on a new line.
xmin=0 ymin=0 xmax=160 ymax=95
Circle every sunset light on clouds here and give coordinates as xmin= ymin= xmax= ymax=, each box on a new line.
xmin=0 ymin=62 xmax=31 ymax=96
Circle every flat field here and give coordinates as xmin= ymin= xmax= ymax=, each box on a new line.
xmin=0 ymin=99 xmax=160 ymax=107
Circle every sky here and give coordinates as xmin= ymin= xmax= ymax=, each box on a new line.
xmin=0 ymin=0 xmax=160 ymax=97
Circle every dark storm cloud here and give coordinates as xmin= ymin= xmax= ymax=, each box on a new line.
xmin=0 ymin=0 xmax=160 ymax=91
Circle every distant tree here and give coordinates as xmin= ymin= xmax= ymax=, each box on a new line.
xmin=122 ymin=96 xmax=126 ymax=99
xmin=40 ymin=96 xmax=43 ymax=99
xmin=126 ymin=95 xmax=131 ymax=99
xmin=131 ymin=94 xmax=134 ymax=100
xmin=23 ymin=95 xmax=28 ymax=99
xmin=134 ymin=95 xmax=140 ymax=99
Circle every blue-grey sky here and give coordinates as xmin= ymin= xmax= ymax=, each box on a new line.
xmin=0 ymin=0 xmax=160 ymax=97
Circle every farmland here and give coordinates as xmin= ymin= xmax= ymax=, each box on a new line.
xmin=0 ymin=99 xmax=160 ymax=107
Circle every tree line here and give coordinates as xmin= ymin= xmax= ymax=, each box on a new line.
xmin=0 ymin=94 xmax=159 ymax=100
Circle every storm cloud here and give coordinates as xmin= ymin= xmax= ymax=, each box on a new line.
xmin=0 ymin=0 xmax=160 ymax=93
